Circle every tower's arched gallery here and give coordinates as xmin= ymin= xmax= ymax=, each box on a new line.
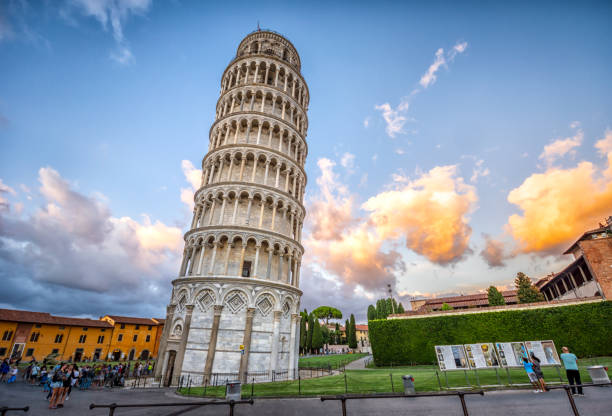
xmin=156 ymin=30 xmax=309 ymax=384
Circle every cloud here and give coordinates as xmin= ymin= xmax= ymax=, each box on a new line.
xmin=539 ymin=127 xmax=583 ymax=166
xmin=180 ymin=159 xmax=202 ymax=211
xmin=0 ymin=179 xmax=16 ymax=212
xmin=506 ymin=131 xmax=612 ymax=254
xmin=65 ymin=0 xmax=151 ymax=65
xmin=363 ymin=117 xmax=370 ymax=128
xmin=340 ymin=152 xmax=355 ymax=173
xmin=595 ymin=128 xmax=612 ymax=156
xmin=374 ymin=101 xmax=409 ymax=138
xmin=363 ymin=165 xmax=478 ymax=265
xmin=480 ymin=234 xmax=507 ymax=268
xmin=0 ymin=166 xmax=185 ymax=317
xmin=419 ymin=41 xmax=468 ymax=89
xmin=470 ymin=159 xmax=490 ymax=183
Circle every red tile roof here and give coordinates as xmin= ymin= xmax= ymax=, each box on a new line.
xmin=355 ymin=325 xmax=368 ymax=331
xmin=0 ymin=309 xmax=112 ymax=328
xmin=417 ymin=290 xmax=518 ymax=311
xmin=103 ymin=315 xmax=160 ymax=326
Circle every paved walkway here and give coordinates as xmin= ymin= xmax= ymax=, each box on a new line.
xmin=2 ymin=378 xmax=612 ymax=415
xmin=344 ymin=355 xmax=373 ymax=370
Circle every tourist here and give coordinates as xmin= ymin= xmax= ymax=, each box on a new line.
xmin=30 ymin=361 xmax=39 ymax=384
xmin=7 ymin=365 xmax=18 ymax=384
xmin=0 ymin=359 xmax=9 ymax=382
xmin=560 ymin=346 xmax=584 ymax=396
xmin=530 ymin=352 xmax=547 ymax=392
xmin=522 ymin=356 xmax=540 ymax=392
xmin=48 ymin=367 xmax=64 ymax=409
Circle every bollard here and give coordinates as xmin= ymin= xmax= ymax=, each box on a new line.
xmin=402 ymin=375 xmax=415 ymax=394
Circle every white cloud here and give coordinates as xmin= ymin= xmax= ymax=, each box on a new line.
xmin=66 ymin=0 xmax=151 ymax=65
xmin=0 ymin=179 xmax=16 ymax=212
xmin=595 ymin=128 xmax=612 ymax=156
xmin=363 ymin=117 xmax=370 ymax=128
xmin=419 ymin=41 xmax=467 ymax=89
xmin=340 ymin=152 xmax=356 ymax=172
xmin=539 ymin=127 xmax=583 ymax=166
xmin=470 ymin=159 xmax=490 ymax=183
xmin=180 ymin=159 xmax=202 ymax=211
xmin=374 ymin=101 xmax=409 ymax=138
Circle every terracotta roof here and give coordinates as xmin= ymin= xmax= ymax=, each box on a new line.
xmin=103 ymin=315 xmax=160 ymax=326
xmin=153 ymin=318 xmax=165 ymax=325
xmin=417 ymin=290 xmax=518 ymax=311
xmin=0 ymin=309 xmax=112 ymax=328
xmin=355 ymin=325 xmax=368 ymax=331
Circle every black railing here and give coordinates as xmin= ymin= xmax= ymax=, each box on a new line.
xmin=89 ymin=399 xmax=254 ymax=416
xmin=0 ymin=407 xmax=28 ymax=416
xmin=546 ymin=382 xmax=612 ymax=416
xmin=321 ymin=391 xmax=485 ymax=416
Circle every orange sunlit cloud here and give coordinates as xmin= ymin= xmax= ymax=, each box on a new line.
xmin=506 ymin=130 xmax=612 ymax=254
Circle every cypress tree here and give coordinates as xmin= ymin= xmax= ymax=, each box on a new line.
xmin=312 ymin=319 xmax=323 ymax=352
xmin=348 ymin=314 xmax=358 ymax=349
xmin=299 ymin=315 xmax=307 ymax=353
xmin=487 ymin=286 xmax=506 ymax=306
xmin=307 ymin=314 xmax=315 ymax=352
xmin=367 ymin=305 xmax=377 ymax=321
xmin=397 ymin=302 xmax=405 ymax=313
xmin=344 ymin=319 xmax=350 ymax=344
xmin=335 ymin=322 xmax=340 ymax=344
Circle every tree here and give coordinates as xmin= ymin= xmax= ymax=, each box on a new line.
xmin=367 ymin=305 xmax=377 ymax=321
xmin=487 ymin=286 xmax=506 ymax=306
xmin=515 ymin=272 xmax=545 ymax=304
xmin=344 ymin=319 xmax=350 ymax=344
xmin=397 ymin=302 xmax=405 ymax=313
xmin=312 ymin=306 xmax=343 ymax=324
xmin=335 ymin=322 xmax=341 ymax=344
xmin=311 ymin=319 xmax=323 ymax=352
xmin=441 ymin=302 xmax=453 ymax=311
xmin=299 ymin=315 xmax=307 ymax=353
xmin=321 ymin=324 xmax=330 ymax=345
xmin=348 ymin=314 xmax=358 ymax=349
xmin=307 ymin=314 xmax=315 ymax=352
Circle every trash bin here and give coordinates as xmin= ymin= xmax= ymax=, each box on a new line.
xmin=226 ymin=380 xmax=241 ymax=401
xmin=587 ymin=366 xmax=610 ymax=384
xmin=402 ymin=375 xmax=415 ymax=394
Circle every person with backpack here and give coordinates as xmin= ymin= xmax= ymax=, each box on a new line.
xmin=522 ymin=356 xmax=541 ymax=393
xmin=530 ymin=352 xmax=547 ymax=392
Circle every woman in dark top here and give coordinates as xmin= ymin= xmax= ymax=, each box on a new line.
xmin=530 ymin=352 xmax=548 ymax=392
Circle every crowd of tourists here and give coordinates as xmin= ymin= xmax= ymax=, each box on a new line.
xmin=1 ymin=357 xmax=156 ymax=409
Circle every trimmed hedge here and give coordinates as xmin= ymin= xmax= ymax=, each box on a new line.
xmin=369 ymin=301 xmax=612 ymax=365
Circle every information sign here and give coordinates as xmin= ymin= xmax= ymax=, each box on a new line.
xmin=464 ymin=343 xmax=500 ymax=368
xmin=495 ymin=342 xmax=527 ymax=367
xmin=435 ymin=345 xmax=469 ymax=371
xmin=524 ymin=340 xmax=560 ymax=365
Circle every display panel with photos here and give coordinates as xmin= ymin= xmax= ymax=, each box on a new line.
xmin=495 ymin=342 xmax=527 ymax=367
xmin=464 ymin=343 xmax=500 ymax=368
xmin=524 ymin=340 xmax=561 ymax=365
xmin=435 ymin=345 xmax=469 ymax=370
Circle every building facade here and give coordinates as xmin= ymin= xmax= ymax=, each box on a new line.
xmin=0 ymin=309 xmax=164 ymax=362
xmin=156 ymin=30 xmax=309 ymax=384
xmin=536 ymin=217 xmax=612 ymax=301
xmin=409 ymin=290 xmax=518 ymax=312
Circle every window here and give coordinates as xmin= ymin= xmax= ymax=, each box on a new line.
xmin=78 ymin=335 xmax=87 ymax=344
xmin=97 ymin=335 xmax=104 ymax=344
xmin=120 ymin=323 xmax=125 ymax=329
xmin=29 ymin=332 xmax=40 ymax=342
xmin=135 ymin=325 xmax=140 ymax=330
xmin=25 ymin=348 xmax=34 ymax=357
xmin=145 ymin=335 xmax=151 ymax=342
xmin=54 ymin=334 xmax=63 ymax=343
xmin=101 ymin=328 xmax=106 ymax=332
xmin=51 ymin=349 xmax=59 ymax=355
xmin=147 ymin=325 xmax=152 ymax=331
xmin=0 ymin=348 xmax=6 ymax=356
xmin=82 ymin=327 xmax=88 ymax=331
xmin=59 ymin=326 xmax=65 ymax=330
xmin=133 ymin=335 xmax=138 ymax=342
xmin=35 ymin=324 xmax=42 ymax=328
xmin=118 ymin=334 xmax=123 ymax=341
xmin=242 ymin=261 xmax=252 ymax=277
xmin=2 ymin=331 xmax=13 ymax=341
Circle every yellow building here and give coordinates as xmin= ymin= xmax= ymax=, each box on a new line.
xmin=100 ymin=315 xmax=164 ymax=361
xmin=0 ymin=309 xmax=164 ymax=363
xmin=0 ymin=309 xmax=112 ymax=362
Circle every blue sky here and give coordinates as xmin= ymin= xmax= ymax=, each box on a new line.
xmin=1 ymin=0 xmax=611 ymax=321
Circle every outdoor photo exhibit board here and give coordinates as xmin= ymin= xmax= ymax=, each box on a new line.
xmin=435 ymin=345 xmax=469 ymax=371
xmin=525 ymin=340 xmax=561 ymax=365
xmin=464 ymin=343 xmax=500 ymax=368
xmin=495 ymin=342 xmax=527 ymax=367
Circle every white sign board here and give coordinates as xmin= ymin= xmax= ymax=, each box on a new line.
xmin=464 ymin=343 xmax=500 ymax=368
xmin=435 ymin=345 xmax=469 ymax=371
xmin=524 ymin=340 xmax=560 ymax=366
xmin=495 ymin=342 xmax=527 ymax=367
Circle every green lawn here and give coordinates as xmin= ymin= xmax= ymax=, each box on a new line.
xmin=179 ymin=356 xmax=611 ymax=398
xmin=299 ymin=353 xmax=367 ymax=369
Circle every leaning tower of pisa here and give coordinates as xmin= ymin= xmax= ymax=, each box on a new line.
xmin=155 ymin=30 xmax=309 ymax=384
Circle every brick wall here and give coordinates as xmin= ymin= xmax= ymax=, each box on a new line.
xmin=580 ymin=237 xmax=612 ymax=299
